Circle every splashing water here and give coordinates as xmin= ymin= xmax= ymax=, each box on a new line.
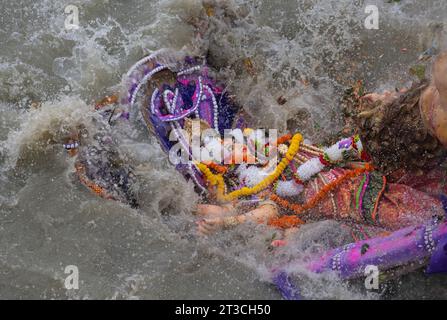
xmin=1 ymin=0 xmax=447 ymax=299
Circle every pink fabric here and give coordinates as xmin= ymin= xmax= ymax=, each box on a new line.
xmin=303 ymin=168 xmax=445 ymax=232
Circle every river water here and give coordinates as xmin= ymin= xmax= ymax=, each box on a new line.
xmin=0 ymin=0 xmax=446 ymax=299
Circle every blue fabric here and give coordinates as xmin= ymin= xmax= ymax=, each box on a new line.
xmin=426 ymin=236 xmax=447 ymax=274
xmin=272 ymin=271 xmax=302 ymax=300
xmin=440 ymin=194 xmax=447 ymax=218
xmin=426 ymin=196 xmax=447 ymax=274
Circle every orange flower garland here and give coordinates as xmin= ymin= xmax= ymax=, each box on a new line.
xmin=268 ymin=163 xmax=374 ymax=228
xmin=268 ymin=215 xmax=304 ymax=229
xmin=198 ymin=131 xmax=375 ymax=230
xmin=197 ymin=133 xmax=303 ymax=202
xmin=276 ymin=133 xmax=292 ymax=145
xmin=204 ymin=161 xmax=228 ymax=174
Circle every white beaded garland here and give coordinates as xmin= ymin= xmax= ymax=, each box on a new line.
xmin=125 ymin=52 xmax=158 ymax=78
xmin=275 ymin=180 xmax=303 ymax=197
xmin=331 ymin=252 xmax=342 ymax=271
xmin=150 ymin=88 xmax=159 ymax=114
xmin=296 ymin=157 xmax=325 ymax=181
xmin=424 ymin=224 xmax=436 ymax=253
xmin=324 ymin=144 xmax=345 ymax=162
xmin=130 ymin=65 xmax=167 ymax=106
xmin=163 ymin=88 xmax=179 ymax=114
xmin=63 ymin=141 xmax=79 ymax=150
xmin=204 ymin=85 xmax=219 ymax=129
xmin=237 ymin=165 xmax=269 ymax=187
xmin=177 ymin=65 xmax=202 ymax=76
xmin=293 ymin=135 xmax=365 ymax=182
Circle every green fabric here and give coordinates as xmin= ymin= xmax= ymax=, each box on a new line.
xmin=361 ymin=171 xmax=385 ymax=225
xmin=355 ymin=174 xmax=368 ymax=210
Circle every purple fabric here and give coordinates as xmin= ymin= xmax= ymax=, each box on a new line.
xmin=198 ymin=86 xmax=215 ymax=126
xmin=127 ymin=54 xmax=246 ymax=191
xmin=304 ymin=220 xmax=447 ymax=279
xmin=274 ymin=219 xmax=446 ymax=299
xmin=152 ymin=79 xmax=201 ymax=122
xmin=441 ymin=194 xmax=447 ymax=217
xmin=272 ymin=272 xmax=302 ymax=300
xmin=425 ymin=195 xmax=447 ymax=274
xmin=427 ymin=235 xmax=447 ymax=274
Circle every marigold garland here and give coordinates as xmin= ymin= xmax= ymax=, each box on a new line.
xmin=268 ymin=163 xmax=374 ymax=228
xmin=276 ymin=133 xmax=292 ymax=145
xmin=197 ymin=133 xmax=374 ymax=230
xmin=204 ymin=161 xmax=228 ymax=174
xmin=268 ymin=215 xmax=304 ymax=229
xmin=197 ymin=133 xmax=303 ymax=202
xmin=196 ymin=163 xmax=220 ymax=186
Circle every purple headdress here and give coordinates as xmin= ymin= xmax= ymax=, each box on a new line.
xmin=123 ymin=50 xmax=246 ymax=194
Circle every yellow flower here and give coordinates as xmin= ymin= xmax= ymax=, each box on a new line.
xmin=197 ymin=133 xmax=303 ymax=202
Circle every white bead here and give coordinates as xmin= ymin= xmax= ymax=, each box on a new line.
xmin=130 ymin=65 xmax=167 ymax=106
xmin=275 ymin=180 xmax=303 ymax=197
xmin=296 ymin=157 xmax=325 ymax=181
